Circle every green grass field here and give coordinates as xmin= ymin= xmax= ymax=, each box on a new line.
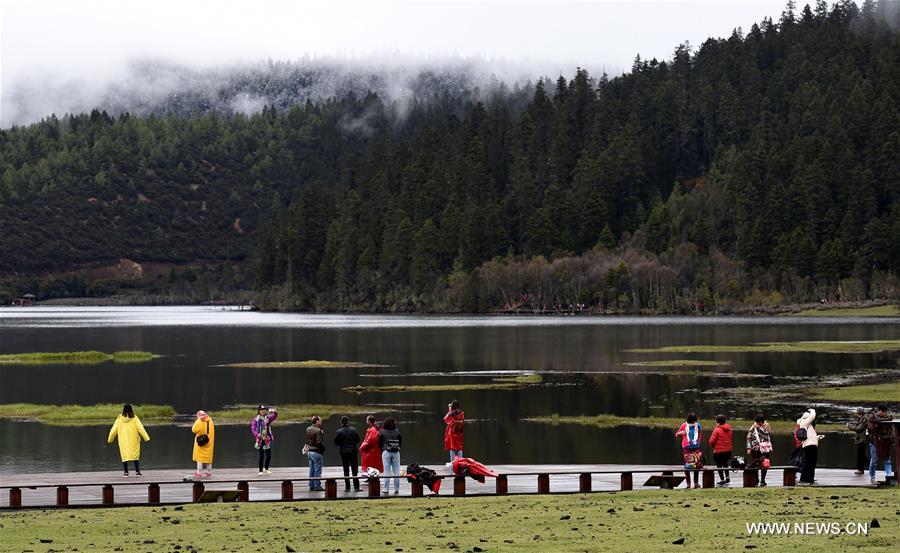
xmin=0 ymin=350 xmax=156 ymax=365
xmin=787 ymin=304 xmax=900 ymax=317
xmin=1 ymin=488 xmax=895 ymax=553
xmin=530 ymin=414 xmax=848 ymax=433
xmin=809 ymin=381 xmax=900 ymax=403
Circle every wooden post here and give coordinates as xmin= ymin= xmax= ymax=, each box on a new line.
xmin=410 ymin=480 xmax=424 ymax=497
xmin=103 ymin=484 xmax=115 ymax=505
xmin=496 ymin=474 xmax=508 ymax=495
xmin=191 ymin=482 xmax=203 ymax=503
xmin=620 ymin=472 xmax=633 ymax=491
xmin=537 ymin=473 xmax=550 ymax=494
xmin=237 ymin=481 xmax=249 ymax=501
xmin=368 ymin=476 xmax=381 ymax=498
xmin=148 ymin=483 xmax=160 ymax=504
xmin=9 ymin=488 xmax=21 ymax=508
xmin=454 ymin=476 xmax=466 ymax=496
xmin=702 ymin=469 xmax=715 ymax=488
xmin=783 ymin=467 xmax=797 ymax=487
xmin=324 ymin=479 xmax=337 ymax=499
xmin=281 ymin=480 xmax=293 ymax=501
xmin=56 ymin=486 xmax=68 ymax=506
xmin=743 ymin=469 xmax=757 ymax=488
xmin=579 ymin=473 xmax=592 ymax=493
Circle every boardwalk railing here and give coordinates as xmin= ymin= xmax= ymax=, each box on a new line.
xmin=1 ymin=466 xmax=803 ymax=509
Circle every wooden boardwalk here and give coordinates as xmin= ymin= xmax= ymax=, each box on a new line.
xmin=0 ymin=463 xmax=884 ymax=509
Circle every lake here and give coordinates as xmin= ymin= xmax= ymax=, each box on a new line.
xmin=0 ymin=306 xmax=897 ymax=475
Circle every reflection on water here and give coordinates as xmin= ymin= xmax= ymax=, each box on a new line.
xmin=0 ymin=307 xmax=896 ymax=473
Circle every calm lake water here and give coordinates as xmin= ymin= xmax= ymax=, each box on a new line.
xmin=0 ymin=307 xmax=897 ymax=474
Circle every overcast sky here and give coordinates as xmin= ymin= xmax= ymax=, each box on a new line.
xmin=1 ymin=0 xmax=790 ymax=122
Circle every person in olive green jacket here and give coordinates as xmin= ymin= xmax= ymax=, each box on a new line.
xmin=107 ymin=404 xmax=150 ymax=477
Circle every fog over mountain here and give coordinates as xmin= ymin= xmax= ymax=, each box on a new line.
xmin=3 ymin=56 xmax=559 ymax=127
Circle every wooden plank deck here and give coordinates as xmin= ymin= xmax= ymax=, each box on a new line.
xmin=0 ymin=464 xmax=881 ymax=508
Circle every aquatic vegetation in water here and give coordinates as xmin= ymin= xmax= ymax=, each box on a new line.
xmin=344 ymin=382 xmax=531 ymax=394
xmin=220 ymin=360 xmax=391 ymax=369
xmin=808 ymin=381 xmax=900 ymax=403
xmin=492 ymin=373 xmax=543 ymax=384
xmin=625 ymin=340 xmax=900 ymax=354
xmin=785 ymin=304 xmax=900 ymax=317
xmin=528 ymin=413 xmax=848 ymax=433
xmin=0 ymin=403 xmax=177 ymax=425
xmin=622 ymin=360 xmax=731 ymax=367
xmin=208 ymin=403 xmax=387 ymax=424
xmin=0 ymin=351 xmax=157 ymax=365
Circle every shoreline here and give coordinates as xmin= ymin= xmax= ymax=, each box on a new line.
xmin=14 ymin=298 xmax=900 ymax=318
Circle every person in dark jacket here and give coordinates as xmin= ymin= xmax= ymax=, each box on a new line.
xmin=868 ymin=405 xmax=895 ymax=485
xmin=847 ymin=408 xmax=869 ymax=475
xmin=334 ymin=416 xmax=361 ymax=491
xmin=378 ymin=417 xmax=402 ymax=494
xmin=305 ymin=416 xmax=325 ymax=491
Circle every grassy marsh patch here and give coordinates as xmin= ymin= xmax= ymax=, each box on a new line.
xmin=0 ymin=350 xmax=156 ymax=365
xmin=208 ymin=403 xmax=381 ymax=424
xmin=1 ymin=489 xmax=895 ymax=553
xmin=492 ymin=373 xmax=543 ymax=384
xmin=529 ymin=413 xmax=848 ymax=433
xmin=626 ymin=340 xmax=900 ymax=354
xmin=622 ymin=359 xmax=731 ymax=367
xmin=0 ymin=403 xmax=176 ymax=426
xmin=808 ymin=381 xmax=900 ymax=403
xmin=344 ymin=382 xmax=529 ymax=394
xmin=221 ymin=360 xmax=390 ymax=369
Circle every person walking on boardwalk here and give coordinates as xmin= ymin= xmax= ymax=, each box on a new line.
xmin=444 ymin=400 xmax=465 ymax=468
xmin=675 ymin=412 xmax=703 ymax=489
xmin=379 ymin=417 xmax=402 ymax=495
xmin=305 ymin=416 xmax=325 ymax=491
xmin=847 ymin=408 xmax=869 ymax=475
xmin=797 ymin=408 xmax=824 ymax=485
xmin=192 ymin=410 xmax=215 ymax=478
xmin=360 ymin=415 xmax=384 ymax=475
xmin=251 ymin=404 xmax=278 ymax=476
xmin=868 ymin=404 xmax=895 ymax=485
xmin=107 ymin=404 xmax=150 ymax=477
xmin=708 ymin=414 xmax=732 ymax=485
xmin=334 ymin=416 xmax=361 ymax=491
xmin=746 ymin=414 xmax=772 ymax=486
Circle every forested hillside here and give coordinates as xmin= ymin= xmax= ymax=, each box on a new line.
xmin=2 ymin=1 xmax=899 ymax=311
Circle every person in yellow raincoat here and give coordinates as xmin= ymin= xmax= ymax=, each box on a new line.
xmin=192 ymin=410 xmax=215 ymax=478
xmin=107 ymin=404 xmax=150 ymax=477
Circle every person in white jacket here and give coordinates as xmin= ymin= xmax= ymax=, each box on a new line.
xmin=797 ymin=409 xmax=825 ymax=485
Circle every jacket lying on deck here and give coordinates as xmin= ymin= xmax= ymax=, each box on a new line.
xmin=406 ymin=464 xmax=442 ymax=493
xmin=451 ymin=457 xmax=497 ymax=483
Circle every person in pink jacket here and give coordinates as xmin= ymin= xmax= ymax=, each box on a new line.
xmin=676 ymin=412 xmax=703 ymax=489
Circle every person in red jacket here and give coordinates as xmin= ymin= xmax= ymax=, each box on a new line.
xmin=444 ymin=400 xmax=465 ymax=467
xmin=708 ymin=414 xmax=733 ymax=485
xmin=359 ymin=415 xmax=384 ymax=474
